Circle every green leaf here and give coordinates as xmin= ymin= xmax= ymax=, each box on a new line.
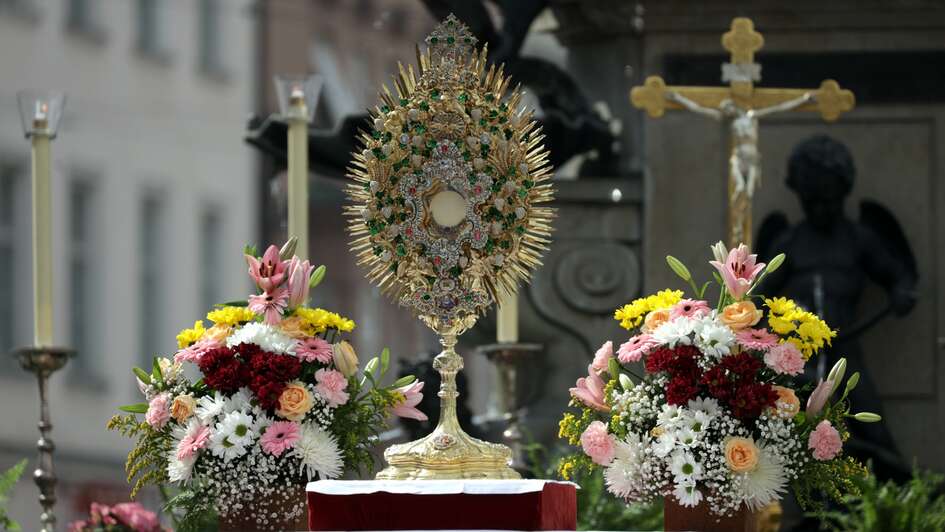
xmin=380 ymin=348 xmax=390 ymax=376
xmin=132 ymin=367 xmax=151 ymax=385
xmin=309 ymin=265 xmax=327 ymax=289
xmin=151 ymin=357 xmax=164 ymax=387
xmin=364 ymin=357 xmax=379 ymax=376
xmin=215 ymin=300 xmax=249 ymax=308
xmin=608 ymin=358 xmax=621 ymax=381
xmin=118 ymin=403 xmax=150 ymax=414
xmin=243 ymin=244 xmax=258 ymax=257
xmin=0 ymin=459 xmax=26 ymax=500
xmin=697 ymin=281 xmax=712 ymax=299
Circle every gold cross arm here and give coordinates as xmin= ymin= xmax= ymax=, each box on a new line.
xmin=630 ymin=76 xmax=855 ymax=122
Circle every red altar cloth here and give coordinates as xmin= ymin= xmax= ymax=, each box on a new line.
xmin=307 ymin=479 xmax=577 ymax=531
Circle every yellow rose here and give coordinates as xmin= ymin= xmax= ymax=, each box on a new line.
xmin=643 ymin=309 xmax=671 ymax=332
xmin=203 ymin=324 xmax=232 ymax=344
xmin=720 ymin=301 xmax=763 ymax=330
xmin=276 ymin=381 xmax=314 ymax=421
xmin=724 ymin=436 xmax=759 ymax=473
xmin=278 ymin=316 xmax=310 ymax=339
xmin=171 ymin=394 xmax=196 ymax=422
xmin=770 ymin=385 xmax=800 ymax=418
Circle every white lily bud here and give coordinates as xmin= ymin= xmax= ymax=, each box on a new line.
xmin=619 ymin=374 xmax=633 ymax=391
xmin=828 ymin=358 xmax=847 ymax=394
xmin=766 ymin=253 xmax=786 ymax=274
xmin=711 ymin=241 xmax=728 ymax=263
xmin=852 ymin=412 xmax=882 ymax=423
xmin=666 ymin=255 xmax=692 ymax=282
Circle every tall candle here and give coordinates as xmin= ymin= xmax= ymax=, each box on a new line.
xmin=31 ymin=124 xmax=53 ymax=346
xmin=496 ymin=288 xmax=518 ymax=343
xmin=287 ymin=87 xmax=309 ymax=260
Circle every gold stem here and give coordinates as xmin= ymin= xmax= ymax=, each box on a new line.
xmin=433 ymin=331 xmax=461 ymax=433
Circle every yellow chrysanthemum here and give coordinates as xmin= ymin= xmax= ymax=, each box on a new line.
xmin=176 ymin=320 xmax=206 ymax=349
xmin=614 ymin=289 xmax=684 ymax=330
xmin=206 ymin=306 xmax=257 ymax=327
xmin=294 ymin=307 xmax=357 ymax=335
xmin=764 ymin=298 xmax=836 ymax=359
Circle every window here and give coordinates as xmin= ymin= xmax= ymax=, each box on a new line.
xmin=66 ymin=0 xmax=105 ymax=43
xmin=0 ymin=167 xmax=19 ymax=365
xmin=69 ymin=179 xmax=99 ymax=380
xmin=136 ymin=0 xmax=169 ymax=61
xmin=139 ymin=194 xmax=164 ymax=366
xmin=197 ymin=0 xmax=227 ymax=78
xmin=199 ymin=209 xmax=222 ymax=311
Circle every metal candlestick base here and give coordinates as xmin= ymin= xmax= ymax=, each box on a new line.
xmin=376 ymin=332 xmax=520 ymax=480
xmin=477 ymin=342 xmax=543 ymax=472
xmin=13 ymin=346 xmax=72 ymax=532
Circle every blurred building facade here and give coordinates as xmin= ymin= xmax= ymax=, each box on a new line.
xmin=0 ymin=0 xmax=257 ymax=527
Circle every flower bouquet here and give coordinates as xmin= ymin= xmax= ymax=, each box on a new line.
xmin=558 ymin=242 xmax=879 ymax=529
xmin=69 ymin=502 xmax=165 ymax=532
xmin=109 ymin=240 xmax=426 ymax=530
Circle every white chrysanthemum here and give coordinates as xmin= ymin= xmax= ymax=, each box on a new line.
xmin=670 ymin=450 xmax=703 ymax=482
xmin=167 ymin=451 xmax=196 ymax=483
xmin=196 ymin=392 xmax=227 ymax=422
xmin=738 ymin=445 xmax=788 ymax=511
xmin=216 ymin=410 xmax=257 ymax=448
xmin=226 ymin=322 xmax=297 ymax=355
xmin=658 ymin=405 xmax=684 ymax=428
xmin=604 ymin=434 xmax=647 ymax=500
xmin=652 ymin=432 xmax=676 ymax=458
xmin=687 ymin=397 xmax=720 ymax=416
xmin=675 ymin=427 xmax=698 ymax=447
xmin=695 ymin=321 xmax=736 ymax=358
xmin=209 ymin=429 xmax=248 ymax=462
xmin=224 ymin=388 xmax=254 ymax=413
xmin=252 ymin=405 xmax=273 ymax=434
xmin=651 ymin=317 xmax=695 ymax=348
xmin=673 ymin=477 xmax=704 ymax=507
xmin=689 ymin=411 xmax=712 ymax=434
xmin=293 ymin=423 xmax=343 ymax=480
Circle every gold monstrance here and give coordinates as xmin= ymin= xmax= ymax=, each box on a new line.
xmin=346 ymin=15 xmax=554 ymax=479
xmin=631 ymin=17 xmax=855 ymax=248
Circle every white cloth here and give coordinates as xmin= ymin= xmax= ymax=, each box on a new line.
xmin=306 ymin=479 xmax=577 ymax=495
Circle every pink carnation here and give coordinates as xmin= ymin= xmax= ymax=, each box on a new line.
xmin=314 ymin=368 xmax=350 ymax=407
xmin=176 ymin=424 xmax=211 ymax=461
xmin=809 ymin=420 xmax=843 ymax=460
xmin=580 ymin=421 xmax=616 ymax=465
xmin=110 ymin=502 xmax=162 ymax=532
xmin=260 ymin=421 xmax=301 ymax=457
xmin=591 ymin=341 xmax=614 ymax=374
xmin=173 ymin=338 xmax=220 ymax=364
xmin=670 ymin=299 xmax=711 ymax=319
xmin=145 ymin=393 xmax=171 ymax=429
xmin=296 ymin=337 xmax=333 ymax=364
xmin=737 ymin=328 xmax=780 ymax=351
xmin=617 ymin=334 xmax=659 ymax=363
xmin=764 ymin=342 xmax=805 ymax=375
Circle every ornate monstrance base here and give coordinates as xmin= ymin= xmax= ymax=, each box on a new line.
xmin=376 ymin=333 xmax=520 ymax=480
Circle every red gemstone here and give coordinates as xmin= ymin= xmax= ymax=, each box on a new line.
xmin=474 ymin=186 xmax=482 ymax=194
xmin=409 ymin=187 xmax=417 ymax=194
xmin=434 ymin=256 xmax=442 ymax=265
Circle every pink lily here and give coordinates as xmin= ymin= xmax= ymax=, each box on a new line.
xmin=392 ymin=380 xmax=428 ymax=421
xmin=569 ymin=364 xmax=609 ymax=412
xmin=709 ymin=243 xmax=766 ymax=300
xmin=806 ymin=378 xmax=836 ymax=417
xmin=285 ymin=257 xmax=315 ymax=308
xmin=248 ymin=286 xmax=289 ymax=325
xmin=245 ymin=245 xmax=288 ymax=292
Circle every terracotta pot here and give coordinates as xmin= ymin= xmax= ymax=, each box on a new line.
xmin=663 ymin=496 xmax=759 ymax=532
xmin=218 ymin=484 xmax=308 ymax=531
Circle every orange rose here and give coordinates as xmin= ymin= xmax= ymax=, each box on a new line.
xmin=171 ymin=394 xmax=196 ymax=422
xmin=720 ymin=301 xmax=763 ymax=330
xmin=643 ymin=309 xmax=671 ymax=332
xmin=724 ymin=437 xmax=759 ymax=473
xmin=770 ymin=385 xmax=800 ymax=418
xmin=278 ymin=316 xmax=309 ymax=339
xmin=276 ymin=381 xmax=313 ymax=421
xmin=203 ymin=324 xmax=232 ymax=344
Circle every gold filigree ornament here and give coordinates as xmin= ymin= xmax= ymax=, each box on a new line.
xmin=345 ymin=14 xmax=554 ymax=479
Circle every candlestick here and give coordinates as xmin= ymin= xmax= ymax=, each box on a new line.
xmin=496 ymin=288 xmax=519 ymax=343
xmin=274 ymin=75 xmax=323 ymax=261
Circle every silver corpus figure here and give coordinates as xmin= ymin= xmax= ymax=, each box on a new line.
xmin=665 ymin=91 xmax=815 ymax=202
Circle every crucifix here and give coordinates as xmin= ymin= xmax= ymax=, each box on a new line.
xmin=631 ymin=17 xmax=855 ymax=248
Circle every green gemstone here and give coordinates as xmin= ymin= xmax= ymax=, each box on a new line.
xmin=500 ymin=103 xmax=509 ymax=112
xmin=518 ymin=188 xmax=527 ymax=198
xmin=486 ymin=165 xmax=495 ymax=174
xmin=457 ymin=93 xmax=468 ymax=103
xmin=380 ymin=105 xmax=391 ymax=113
xmin=372 ymin=131 xmax=381 ymax=139
xmin=468 ymin=174 xmax=477 ymax=184
xmin=504 ymin=128 xmax=513 ymax=139
xmin=414 ymin=124 xmax=426 ymax=134
xmin=499 ymin=116 xmax=507 ymax=123
xmin=396 ymin=245 xmax=406 ymax=256
xmin=426 ymin=139 xmax=437 ymax=149
xmin=422 ymin=148 xmax=432 ymax=157
xmin=524 ymin=179 xmax=534 ymax=189
xmin=372 ymin=147 xmax=382 ymax=156
xmin=420 ymin=101 xmax=430 ymax=111
xmin=400 ymin=98 xmax=408 ymax=106
xmin=373 ymin=246 xmax=382 ymax=256
xmin=485 ymin=94 xmax=495 ymax=102
xmin=464 ymin=37 xmax=472 ymax=43
xmin=450 ymin=266 xmax=461 ymax=277
xmin=500 ymin=240 xmax=511 ymax=249
xmin=422 ymin=293 xmax=431 ymax=300
xmin=369 ymin=227 xmax=379 ymax=235
xmin=516 ymin=225 xmax=526 ymax=234
xmin=446 ymin=20 xmax=454 ymax=27
xmin=479 ymin=118 xmax=488 ymax=127
xmin=430 ymin=37 xmax=439 ymax=44
xmin=489 ymin=110 xmax=498 ymax=119
xmin=399 ymin=212 xmax=408 ymax=221
xmin=491 ymin=182 xmax=501 ymax=192
xmin=485 ymin=240 xmax=494 ymax=253
xmin=508 ymin=166 xmax=517 ymax=176
xmin=390 ymin=262 xmax=399 ymax=272
xmin=462 ymin=151 xmax=471 ymax=161
xmin=480 ymin=146 xmax=489 ymax=156
xmin=430 ymin=89 xmax=440 ymax=99
xmin=446 ymin=36 xmax=455 ymax=44
xmin=490 ymin=126 xmax=499 ymax=133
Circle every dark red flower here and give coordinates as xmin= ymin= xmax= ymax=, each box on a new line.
xmin=666 ymin=376 xmax=700 ymax=405
xmin=254 ymin=381 xmax=287 ymax=411
xmin=198 ymin=347 xmax=250 ymax=393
